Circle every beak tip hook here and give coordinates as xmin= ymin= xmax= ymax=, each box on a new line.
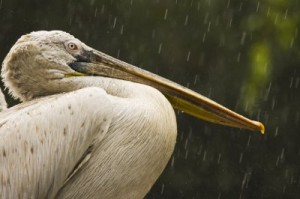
xmin=255 ymin=121 xmax=265 ymax=134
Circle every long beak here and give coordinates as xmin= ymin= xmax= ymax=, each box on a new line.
xmin=68 ymin=49 xmax=265 ymax=134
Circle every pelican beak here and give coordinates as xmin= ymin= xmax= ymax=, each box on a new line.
xmin=68 ymin=49 xmax=265 ymax=134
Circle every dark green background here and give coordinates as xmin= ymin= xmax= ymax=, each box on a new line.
xmin=1 ymin=0 xmax=299 ymax=198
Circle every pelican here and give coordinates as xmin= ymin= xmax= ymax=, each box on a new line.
xmin=0 ymin=31 xmax=264 ymax=198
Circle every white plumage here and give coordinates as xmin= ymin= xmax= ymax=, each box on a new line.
xmin=0 ymin=84 xmax=176 ymax=198
xmin=0 ymin=31 xmax=264 ymax=198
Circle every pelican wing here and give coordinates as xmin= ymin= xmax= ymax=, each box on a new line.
xmin=0 ymin=87 xmax=112 ymax=198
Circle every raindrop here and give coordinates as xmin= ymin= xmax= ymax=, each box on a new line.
xmin=276 ymin=156 xmax=280 ymax=166
xmin=285 ymin=169 xmax=289 ymax=178
xmin=207 ymin=0 xmax=211 ymax=6
xmin=117 ymin=49 xmax=120 ymax=58
xmin=280 ymin=148 xmax=285 ymax=162
xmin=94 ymin=7 xmax=98 ymax=17
xmin=180 ymin=130 xmax=184 ymax=141
xmin=290 ymin=38 xmax=294 ymax=48
xmin=290 ymin=175 xmax=294 ymax=184
xmin=238 ymin=2 xmax=243 ymax=12
xmin=256 ymin=109 xmax=261 ymax=121
xmin=237 ymin=52 xmax=241 ymax=63
xmin=171 ymin=156 xmax=175 ymax=167
xmin=112 ymin=17 xmax=117 ymax=29
xmin=202 ymin=32 xmax=206 ymax=43
xmin=186 ymin=51 xmax=191 ymax=62
xmin=240 ymin=32 xmax=247 ymax=45
xmin=228 ymin=18 xmax=232 ymax=28
xmin=244 ymin=102 xmax=249 ymax=112
xmin=226 ymin=0 xmax=230 ymax=8
xmin=193 ymin=74 xmax=199 ymax=85
xmin=101 ymin=5 xmax=105 ymax=14
xmin=185 ymin=150 xmax=189 ymax=159
xmin=264 ymin=113 xmax=270 ymax=125
xmin=239 ymin=152 xmax=243 ymax=163
xmin=69 ymin=16 xmax=73 ymax=26
xmin=271 ymin=97 xmax=276 ymax=110
xmin=264 ymin=82 xmax=272 ymax=101
xmin=203 ymin=150 xmax=207 ymax=161
xmin=217 ymin=153 xmax=222 ymax=164
xmin=197 ymin=2 xmax=201 ymax=10
xmin=164 ymin=9 xmax=168 ymax=20
xmin=158 ymin=43 xmax=162 ymax=54
xmin=161 ymin=184 xmax=165 ymax=195
xmin=197 ymin=145 xmax=203 ymax=155
xmin=247 ymin=135 xmax=251 ymax=147
xmin=241 ymin=171 xmax=252 ymax=190
xmin=283 ymin=185 xmax=286 ymax=193
xmin=152 ymin=29 xmax=156 ymax=39
xmin=266 ymin=7 xmax=270 ymax=17
xmin=206 ymin=21 xmax=211 ymax=32
xmin=184 ymin=15 xmax=189 ymax=25
xmin=190 ymin=0 xmax=194 ymax=7
xmin=284 ymin=9 xmax=288 ymax=19
xmin=207 ymin=88 xmax=212 ymax=98
xmin=256 ymin=1 xmax=260 ymax=13
xmin=120 ymin=25 xmax=124 ymax=35
xmin=184 ymin=137 xmax=189 ymax=150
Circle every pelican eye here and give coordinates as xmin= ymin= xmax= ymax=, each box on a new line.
xmin=66 ymin=42 xmax=79 ymax=51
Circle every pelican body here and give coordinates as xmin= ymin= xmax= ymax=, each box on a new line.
xmin=0 ymin=31 xmax=264 ymax=198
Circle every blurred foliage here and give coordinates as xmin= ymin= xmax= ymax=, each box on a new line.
xmin=0 ymin=0 xmax=299 ymax=198
xmin=241 ymin=42 xmax=271 ymax=112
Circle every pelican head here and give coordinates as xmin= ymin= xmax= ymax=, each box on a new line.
xmin=2 ymin=30 xmax=264 ymax=133
xmin=2 ymin=31 xmax=94 ymax=100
